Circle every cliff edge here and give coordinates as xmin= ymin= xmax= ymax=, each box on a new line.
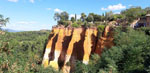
xmin=42 ymin=25 xmax=114 ymax=73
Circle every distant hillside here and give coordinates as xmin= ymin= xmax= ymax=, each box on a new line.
xmin=1 ymin=28 xmax=51 ymax=32
xmin=2 ymin=28 xmax=22 ymax=32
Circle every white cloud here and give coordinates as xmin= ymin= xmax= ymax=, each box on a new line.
xmin=29 ymin=0 xmax=34 ymax=3
xmin=101 ymin=3 xmax=126 ymax=11
xmin=70 ymin=14 xmax=81 ymax=19
xmin=114 ymin=12 xmax=121 ymax=14
xmin=8 ymin=0 xmax=35 ymax=3
xmin=101 ymin=8 xmax=107 ymax=11
xmin=70 ymin=14 xmax=75 ymax=18
xmin=128 ymin=4 xmax=133 ymax=7
xmin=47 ymin=8 xmax=52 ymax=10
xmin=8 ymin=0 xmax=18 ymax=2
xmin=54 ymin=8 xmax=63 ymax=13
xmin=16 ymin=21 xmax=37 ymax=25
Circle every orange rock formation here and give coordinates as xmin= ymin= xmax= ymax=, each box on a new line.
xmin=42 ymin=25 xmax=114 ymax=73
xmin=95 ymin=26 xmax=114 ymax=55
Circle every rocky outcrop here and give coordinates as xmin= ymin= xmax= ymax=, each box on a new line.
xmin=42 ymin=25 xmax=114 ymax=73
xmin=95 ymin=26 xmax=114 ymax=56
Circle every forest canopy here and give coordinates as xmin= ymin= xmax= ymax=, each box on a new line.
xmin=54 ymin=6 xmax=150 ymax=27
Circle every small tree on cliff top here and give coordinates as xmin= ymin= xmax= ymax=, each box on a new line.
xmin=54 ymin=11 xmax=69 ymax=26
xmin=71 ymin=17 xmax=75 ymax=23
xmin=86 ymin=13 xmax=94 ymax=22
xmin=54 ymin=11 xmax=69 ymax=21
xmin=81 ymin=13 xmax=87 ymax=22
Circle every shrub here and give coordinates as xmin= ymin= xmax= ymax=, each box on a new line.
xmin=97 ymin=25 xmax=105 ymax=32
xmin=58 ymin=20 xmax=72 ymax=27
xmin=136 ymin=27 xmax=150 ymax=35
xmin=97 ymin=25 xmax=106 ymax=38
xmin=72 ymin=23 xmax=80 ymax=27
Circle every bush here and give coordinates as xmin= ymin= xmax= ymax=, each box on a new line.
xmin=58 ymin=20 xmax=72 ymax=27
xmin=97 ymin=25 xmax=105 ymax=32
xmin=72 ymin=23 xmax=80 ymax=27
xmin=97 ymin=25 xmax=106 ymax=38
xmin=136 ymin=27 xmax=150 ymax=35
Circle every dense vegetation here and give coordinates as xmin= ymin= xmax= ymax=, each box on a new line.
xmin=0 ymin=31 xmax=61 ymax=73
xmin=1 ymin=26 xmax=150 ymax=73
xmin=54 ymin=6 xmax=150 ymax=27
xmin=74 ymin=27 xmax=150 ymax=73
xmin=0 ymin=6 xmax=150 ymax=73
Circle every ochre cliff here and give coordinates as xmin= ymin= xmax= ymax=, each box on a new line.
xmin=42 ymin=25 xmax=114 ymax=73
xmin=95 ymin=26 xmax=114 ymax=56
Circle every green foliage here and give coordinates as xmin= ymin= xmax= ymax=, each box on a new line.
xmin=0 ymin=31 xmax=61 ymax=73
xmin=71 ymin=20 xmax=84 ymax=27
xmin=112 ymin=14 xmax=125 ymax=21
xmin=82 ymin=21 xmax=92 ymax=28
xmin=0 ymin=14 xmax=9 ymax=28
xmin=55 ymin=6 xmax=150 ymax=27
xmin=136 ymin=27 xmax=150 ymax=35
xmin=94 ymin=22 xmax=102 ymax=26
xmin=97 ymin=25 xmax=105 ymax=32
xmin=76 ymin=20 xmax=83 ymax=25
xmin=54 ymin=11 xmax=69 ymax=22
xmin=81 ymin=13 xmax=87 ymax=22
xmin=74 ymin=27 xmax=150 ymax=73
xmin=1 ymin=26 xmax=150 ymax=73
xmin=104 ymin=11 xmax=114 ymax=21
xmin=72 ymin=23 xmax=80 ymax=27
xmin=71 ymin=17 xmax=75 ymax=23
xmin=86 ymin=13 xmax=94 ymax=22
xmin=58 ymin=20 xmax=72 ymax=27
xmin=97 ymin=25 xmax=106 ymax=37
xmin=121 ymin=7 xmax=147 ymax=23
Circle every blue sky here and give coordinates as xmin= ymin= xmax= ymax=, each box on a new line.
xmin=0 ymin=0 xmax=150 ymax=31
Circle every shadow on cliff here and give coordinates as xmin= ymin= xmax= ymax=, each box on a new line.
xmin=49 ymin=34 xmax=58 ymax=61
xmin=42 ymin=33 xmax=54 ymax=64
xmin=58 ymin=31 xmax=73 ymax=69
xmin=69 ymin=29 xmax=86 ymax=73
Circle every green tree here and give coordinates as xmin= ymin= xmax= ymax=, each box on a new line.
xmin=80 ymin=13 xmax=87 ymax=22
xmin=121 ymin=7 xmax=146 ymax=23
xmin=104 ymin=11 xmax=114 ymax=21
xmin=60 ymin=11 xmax=69 ymax=21
xmin=71 ymin=17 xmax=75 ymax=23
xmin=54 ymin=13 xmax=61 ymax=21
xmin=54 ymin=11 xmax=69 ymax=21
xmin=0 ymin=14 xmax=9 ymax=28
xmin=54 ymin=11 xmax=69 ymax=26
xmin=112 ymin=14 xmax=125 ymax=21
xmin=93 ymin=14 xmax=102 ymax=22
xmin=86 ymin=13 xmax=94 ymax=22
xmin=75 ymin=14 xmax=77 ymax=21
xmin=144 ymin=7 xmax=150 ymax=14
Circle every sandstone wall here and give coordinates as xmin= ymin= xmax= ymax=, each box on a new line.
xmin=42 ymin=25 xmax=114 ymax=73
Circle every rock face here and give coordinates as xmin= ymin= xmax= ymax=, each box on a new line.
xmin=42 ymin=25 xmax=114 ymax=73
xmin=95 ymin=26 xmax=114 ymax=56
